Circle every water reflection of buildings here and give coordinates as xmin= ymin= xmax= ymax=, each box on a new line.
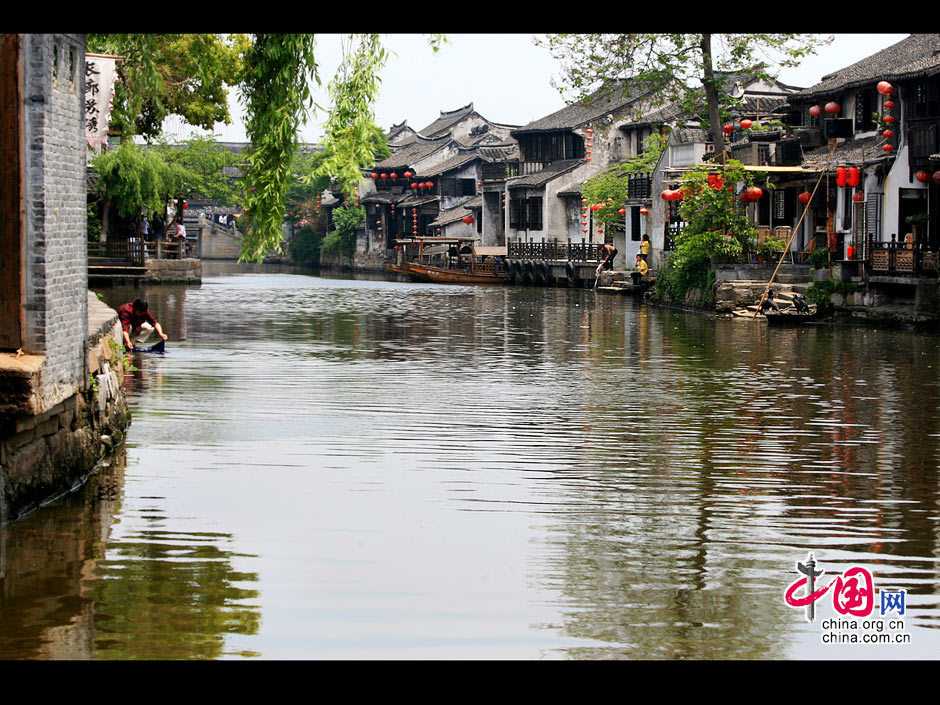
xmin=532 ymin=308 xmax=940 ymax=656
xmin=0 ymin=446 xmax=261 ymax=659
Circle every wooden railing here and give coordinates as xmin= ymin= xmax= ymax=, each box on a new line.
xmin=482 ymin=161 xmax=520 ymax=181
xmin=88 ymin=238 xmax=145 ymax=266
xmin=144 ymin=240 xmax=192 ymax=260
xmin=867 ymin=238 xmax=939 ymax=276
xmin=508 ymin=241 xmax=604 ymax=262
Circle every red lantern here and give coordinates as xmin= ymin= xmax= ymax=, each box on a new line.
xmin=883 ymin=100 xmax=895 ymax=111
xmin=722 ymin=123 xmax=734 ymax=135
xmin=740 ymin=186 xmax=763 ymax=203
xmin=591 ymin=203 xmax=602 ymax=211
xmin=847 ymin=167 xmax=860 ymax=188
xmin=915 ymin=170 xmax=931 ymax=184
xmin=847 ymin=244 xmax=856 ymax=259
xmin=882 ymin=129 xmax=895 ymax=139
xmin=883 ymin=115 xmax=896 ymax=124
xmin=380 ymin=173 xmax=388 ymax=180
xmin=639 ymin=207 xmax=649 ymax=216
xmin=389 ymin=172 xmax=397 ymax=180
xmin=852 ymin=191 xmax=865 ymax=203
xmin=809 ymin=105 xmax=821 ymax=118
xmin=740 ymin=118 xmax=753 ymax=130
xmin=425 ymin=181 xmax=433 ymax=190
xmin=883 ymin=144 xmax=895 ymax=153
xmin=462 ymin=215 xmax=474 ymax=225
xmin=825 ymin=102 xmax=841 ymax=115
xmin=836 ymin=166 xmax=847 ymax=188
xmin=370 ymin=172 xmax=378 ymax=180
xmin=182 ymin=200 xmax=189 ymax=210
xmin=410 ymin=182 xmax=418 ymax=190
xmin=877 ymin=81 xmax=894 ymax=96
xmin=661 ymin=190 xmax=673 ymax=201
xmin=673 ymin=189 xmax=685 ymax=202
xmin=933 ymin=171 xmax=940 ymax=185
xmin=403 ymin=171 xmax=413 ymax=178
xmin=617 ymin=208 xmax=626 ymax=216
xmin=798 ymin=191 xmax=812 ymax=205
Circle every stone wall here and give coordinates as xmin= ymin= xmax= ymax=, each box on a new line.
xmin=144 ymin=258 xmax=202 ymax=283
xmin=319 ymin=249 xmax=388 ymax=273
xmin=21 ymin=34 xmax=87 ymax=412
xmin=1 ymin=294 xmax=129 ymax=524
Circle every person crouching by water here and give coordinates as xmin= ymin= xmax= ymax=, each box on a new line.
xmin=118 ymin=298 xmax=168 ymax=351
xmin=630 ymin=253 xmax=649 ymax=285
xmin=595 ymin=241 xmax=619 ymax=278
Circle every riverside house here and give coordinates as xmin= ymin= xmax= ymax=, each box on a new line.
xmin=497 ymin=81 xmax=662 ymax=261
xmin=360 ymin=105 xmax=519 ymax=257
xmin=784 ymin=33 xmax=940 ymax=285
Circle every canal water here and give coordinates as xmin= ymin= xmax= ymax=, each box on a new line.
xmin=2 ymin=264 xmax=939 ymax=659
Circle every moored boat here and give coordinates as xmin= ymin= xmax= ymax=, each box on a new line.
xmin=391 ymin=237 xmax=509 ymax=285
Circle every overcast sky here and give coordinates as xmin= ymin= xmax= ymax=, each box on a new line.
xmin=162 ymin=34 xmax=911 ymax=145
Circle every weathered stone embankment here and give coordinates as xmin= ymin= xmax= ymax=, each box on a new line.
xmin=0 ymin=294 xmax=130 ymax=523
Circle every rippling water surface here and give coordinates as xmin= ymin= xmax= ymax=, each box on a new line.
xmin=2 ymin=264 xmax=939 ymax=659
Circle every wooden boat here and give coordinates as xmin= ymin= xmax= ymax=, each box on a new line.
xmin=390 ymin=237 xmax=508 ymax=285
xmin=400 ymin=261 xmax=507 ymax=285
xmin=764 ymin=304 xmax=818 ymax=325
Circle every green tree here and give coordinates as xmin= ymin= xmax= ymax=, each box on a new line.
xmin=582 ymin=132 xmax=668 ymax=227
xmin=655 ymin=160 xmax=762 ymax=303
xmin=321 ymin=204 xmax=365 ymax=259
xmin=92 ymin=141 xmax=191 ymax=219
xmin=87 ymin=34 xmax=250 ymax=141
xmin=538 ymin=34 xmax=830 ymax=156
xmin=153 ymin=136 xmax=244 ymax=206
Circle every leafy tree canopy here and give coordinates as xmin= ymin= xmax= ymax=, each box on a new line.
xmin=582 ymin=132 xmax=668 ymax=227
xmin=152 ymin=136 xmax=244 ymax=206
xmin=87 ymin=34 xmax=250 ymax=141
xmin=91 ymin=141 xmax=192 ymax=218
xmin=537 ymin=33 xmax=830 ymax=153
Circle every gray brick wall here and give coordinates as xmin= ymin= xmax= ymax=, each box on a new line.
xmin=22 ymin=34 xmax=87 ymax=406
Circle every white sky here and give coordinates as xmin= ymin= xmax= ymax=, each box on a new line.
xmin=161 ymin=33 xmax=911 ymax=145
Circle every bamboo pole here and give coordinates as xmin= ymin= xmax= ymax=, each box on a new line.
xmin=755 ymin=141 xmax=838 ymax=312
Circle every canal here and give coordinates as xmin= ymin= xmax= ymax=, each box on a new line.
xmin=1 ymin=264 xmax=939 ymax=659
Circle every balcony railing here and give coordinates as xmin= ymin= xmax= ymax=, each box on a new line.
xmin=144 ymin=240 xmax=193 ymax=260
xmin=508 ymin=241 xmax=604 ymax=262
xmin=482 ymin=161 xmax=520 ymax=181
xmin=867 ymin=238 xmax=939 ymax=276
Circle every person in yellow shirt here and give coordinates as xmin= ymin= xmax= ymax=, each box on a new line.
xmin=634 ymin=254 xmax=649 ymax=276
xmin=639 ymin=235 xmax=651 ymax=262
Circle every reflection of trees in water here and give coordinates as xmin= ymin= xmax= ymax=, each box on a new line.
xmin=90 ymin=528 xmax=260 ymax=659
xmin=0 ymin=444 xmax=261 ymax=659
xmin=0 ymin=448 xmax=129 ymax=659
xmin=542 ymin=311 xmax=940 ymax=656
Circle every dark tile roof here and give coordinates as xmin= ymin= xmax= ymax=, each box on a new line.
xmin=507 ymin=159 xmax=582 ymax=189
xmin=361 ymin=191 xmax=407 ymax=205
xmin=478 ymin=143 xmax=519 ymax=162
xmin=375 ymin=136 xmax=453 ymax=169
xmin=739 ymin=96 xmax=789 ymax=115
xmin=387 ymin=121 xmax=412 ymax=139
xmin=621 ymin=101 xmax=685 ymax=128
xmin=513 ymin=80 xmax=649 ymax=134
xmin=794 ymin=34 xmax=940 ymax=99
xmin=801 ymin=135 xmax=887 ymax=169
xmin=430 ymin=196 xmax=482 ymax=227
xmin=393 ymin=194 xmax=439 ymax=209
xmin=419 ymin=103 xmax=476 ymax=137
xmin=420 ymin=151 xmax=481 ymax=177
